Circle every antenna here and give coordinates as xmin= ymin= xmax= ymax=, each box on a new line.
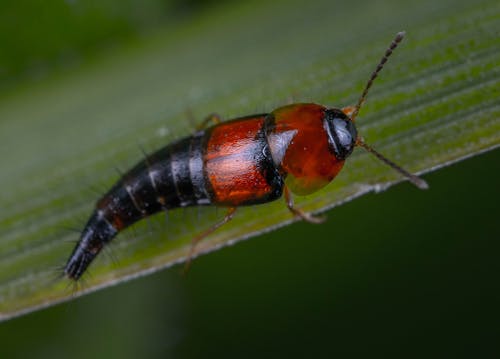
xmin=351 ymin=32 xmax=428 ymax=190
xmin=351 ymin=31 xmax=405 ymax=122
xmin=357 ymin=139 xmax=428 ymax=189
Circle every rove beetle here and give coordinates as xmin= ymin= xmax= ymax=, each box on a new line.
xmin=64 ymin=32 xmax=427 ymax=280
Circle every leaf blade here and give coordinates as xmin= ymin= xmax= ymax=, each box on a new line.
xmin=0 ymin=0 xmax=498 ymax=320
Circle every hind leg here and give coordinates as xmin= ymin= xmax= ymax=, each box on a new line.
xmin=184 ymin=207 xmax=237 ymax=273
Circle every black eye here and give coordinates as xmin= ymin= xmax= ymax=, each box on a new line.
xmin=323 ymin=109 xmax=357 ymax=160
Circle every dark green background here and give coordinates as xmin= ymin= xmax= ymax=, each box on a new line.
xmin=0 ymin=0 xmax=499 ymax=357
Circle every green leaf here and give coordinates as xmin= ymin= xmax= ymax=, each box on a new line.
xmin=0 ymin=0 xmax=498 ymax=320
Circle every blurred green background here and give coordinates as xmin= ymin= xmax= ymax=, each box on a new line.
xmin=0 ymin=0 xmax=196 ymax=91
xmin=0 ymin=0 xmax=499 ymax=357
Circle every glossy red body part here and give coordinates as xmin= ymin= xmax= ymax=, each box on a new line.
xmin=273 ymin=104 xmax=345 ymax=195
xmin=205 ymin=114 xmax=273 ymax=205
xmin=204 ymin=104 xmax=346 ymax=205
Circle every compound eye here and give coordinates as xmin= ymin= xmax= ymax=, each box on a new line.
xmin=323 ymin=109 xmax=358 ymax=160
xmin=333 ymin=118 xmax=354 ymax=148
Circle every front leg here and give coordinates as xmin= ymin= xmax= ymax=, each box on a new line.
xmin=284 ymin=185 xmax=325 ymax=224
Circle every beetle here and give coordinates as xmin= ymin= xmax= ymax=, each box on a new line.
xmin=64 ymin=31 xmax=427 ymax=280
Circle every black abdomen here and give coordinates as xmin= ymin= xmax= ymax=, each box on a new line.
xmin=64 ymin=131 xmax=212 ymax=279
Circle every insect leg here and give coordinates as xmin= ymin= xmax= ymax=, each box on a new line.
xmin=183 ymin=206 xmax=237 ymax=273
xmin=284 ymin=185 xmax=325 ymax=224
xmin=196 ymin=113 xmax=223 ymax=131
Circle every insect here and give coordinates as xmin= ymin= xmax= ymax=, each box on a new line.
xmin=64 ymin=31 xmax=427 ymax=280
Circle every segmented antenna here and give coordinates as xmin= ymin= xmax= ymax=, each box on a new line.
xmin=357 ymin=139 xmax=428 ymax=189
xmin=352 ymin=32 xmax=428 ymax=190
xmin=350 ymin=31 xmax=405 ymax=122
